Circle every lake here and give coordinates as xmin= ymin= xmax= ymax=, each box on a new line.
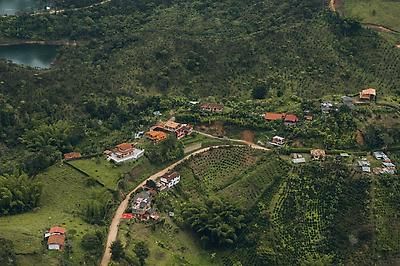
xmin=0 ymin=44 xmax=59 ymax=69
xmin=0 ymin=0 xmax=40 ymax=15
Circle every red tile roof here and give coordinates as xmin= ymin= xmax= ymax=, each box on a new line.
xmin=284 ymin=114 xmax=299 ymax=123
xmin=264 ymin=112 xmax=285 ymax=121
xmin=47 ymin=235 xmax=65 ymax=246
xmin=63 ymin=152 xmax=81 ymax=160
xmin=116 ymin=143 xmax=133 ymax=151
xmin=49 ymin=227 xmax=66 ymax=235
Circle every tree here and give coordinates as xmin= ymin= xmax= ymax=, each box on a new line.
xmin=182 ymin=199 xmax=245 ymax=248
xmin=146 ymin=135 xmax=184 ymax=164
xmin=0 ymin=238 xmax=16 ymax=266
xmin=110 ymin=240 xmax=125 ymax=261
xmin=364 ymin=125 xmax=384 ymax=149
xmin=0 ymin=174 xmax=42 ymax=215
xmin=81 ymin=231 xmax=104 ymax=255
xmin=134 ymin=241 xmax=150 ymax=266
xmin=251 ymin=84 xmax=268 ymax=99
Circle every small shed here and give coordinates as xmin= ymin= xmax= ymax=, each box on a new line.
xmin=311 ymin=149 xmax=326 ymax=160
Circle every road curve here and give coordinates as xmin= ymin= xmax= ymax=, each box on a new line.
xmin=193 ymin=130 xmax=270 ymax=151
xmin=100 ymin=139 xmax=267 ymax=266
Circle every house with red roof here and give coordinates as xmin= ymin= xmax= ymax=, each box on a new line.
xmin=48 ymin=235 xmax=65 ymax=250
xmin=264 ymin=112 xmax=286 ymax=121
xmin=359 ymin=88 xmax=376 ymax=101
xmin=264 ymin=112 xmax=299 ymax=125
xmin=150 ymin=119 xmax=193 ymax=140
xmin=284 ymin=114 xmax=299 ymax=125
xmin=44 ymin=226 xmax=66 ymax=251
xmin=63 ymin=152 xmax=81 ymax=161
xmin=106 ymin=142 xmax=144 ymax=163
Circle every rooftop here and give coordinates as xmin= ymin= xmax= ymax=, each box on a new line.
xmin=264 ymin=112 xmax=285 ymax=121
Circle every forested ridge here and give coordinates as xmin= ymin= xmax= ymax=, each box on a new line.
xmin=1 ymin=0 xmax=400 ymax=175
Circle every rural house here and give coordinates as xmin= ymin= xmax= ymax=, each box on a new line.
xmin=271 ymin=136 xmax=285 ymax=146
xmin=358 ymin=160 xmax=371 ymax=173
xmin=160 ymin=171 xmax=181 ymax=189
xmin=200 ymin=103 xmax=224 ymax=112
xmin=44 ymin=226 xmax=66 ymax=251
xmin=341 ymin=96 xmax=355 ymax=109
xmin=131 ymin=191 xmax=152 ymax=219
xmin=264 ymin=112 xmax=285 ymax=121
xmin=284 ymin=114 xmax=299 ymax=125
xmin=105 ymin=143 xmax=144 ymax=163
xmin=359 ymin=88 xmax=376 ymax=101
xmin=63 ymin=152 xmax=81 ymax=161
xmin=150 ymin=119 xmax=193 ymax=139
xmin=321 ymin=102 xmax=334 ymax=113
xmin=292 ymin=158 xmax=306 ymax=164
xmin=146 ymin=131 xmax=168 ymax=143
xmin=264 ymin=113 xmax=299 ymax=125
xmin=311 ymin=149 xmax=326 ymax=160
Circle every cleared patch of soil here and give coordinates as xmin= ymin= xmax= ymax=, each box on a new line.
xmin=241 ymin=130 xmax=255 ymax=143
xmin=356 ymin=130 xmax=365 ymax=145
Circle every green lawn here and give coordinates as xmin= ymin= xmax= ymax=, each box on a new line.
xmin=69 ymin=157 xmax=145 ymax=190
xmin=342 ymin=0 xmax=400 ymax=31
xmin=0 ymin=164 xmax=109 ymax=266
xmin=118 ymin=216 xmax=220 ymax=266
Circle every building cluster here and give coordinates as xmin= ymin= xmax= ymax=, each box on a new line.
xmin=373 ymin=151 xmax=396 ymax=175
xmin=104 ymin=142 xmax=145 ymax=164
xmin=44 ymin=226 xmax=66 ymax=251
xmin=131 ymin=190 xmax=159 ymax=221
xmin=147 ymin=119 xmax=193 ymax=142
xmin=129 ymin=171 xmax=181 ymax=221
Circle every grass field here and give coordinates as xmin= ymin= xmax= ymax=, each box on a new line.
xmin=118 ymin=216 xmax=220 ymax=266
xmin=342 ymin=0 xmax=400 ymax=31
xmin=0 ymin=164 xmax=110 ymax=266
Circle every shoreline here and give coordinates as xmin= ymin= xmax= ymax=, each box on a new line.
xmin=0 ymin=40 xmax=78 ymax=46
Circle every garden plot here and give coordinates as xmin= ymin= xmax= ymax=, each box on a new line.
xmin=218 ymin=155 xmax=290 ymax=209
xmin=188 ymin=146 xmax=260 ymax=192
xmin=267 ymin=162 xmax=348 ymax=264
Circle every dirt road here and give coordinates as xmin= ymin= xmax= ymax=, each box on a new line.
xmin=193 ymin=130 xmax=270 ymax=151
xmin=100 ymin=141 xmax=263 ymax=266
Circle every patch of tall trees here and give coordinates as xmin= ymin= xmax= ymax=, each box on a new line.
xmin=182 ymin=199 xmax=245 ymax=248
xmin=146 ymin=135 xmax=184 ymax=164
xmin=0 ymin=174 xmax=42 ymax=215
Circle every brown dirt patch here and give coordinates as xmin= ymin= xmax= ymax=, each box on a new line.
xmin=356 ymin=130 xmax=365 ymax=145
xmin=199 ymin=121 xmax=226 ymax=136
xmin=241 ymin=130 xmax=255 ymax=143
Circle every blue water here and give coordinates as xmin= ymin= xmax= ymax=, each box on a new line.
xmin=0 ymin=44 xmax=59 ymax=69
xmin=0 ymin=0 xmax=40 ymax=15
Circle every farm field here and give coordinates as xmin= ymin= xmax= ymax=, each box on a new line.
xmin=0 ymin=164 xmax=110 ymax=266
xmin=118 ymin=216 xmax=220 ymax=266
xmin=341 ymin=0 xmax=400 ymax=31
xmin=69 ymin=156 xmax=156 ymax=191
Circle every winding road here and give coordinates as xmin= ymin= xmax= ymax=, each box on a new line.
xmin=100 ymin=133 xmax=269 ymax=266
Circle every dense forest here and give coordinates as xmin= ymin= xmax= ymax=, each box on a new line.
xmin=1 ymin=0 xmax=400 ymax=175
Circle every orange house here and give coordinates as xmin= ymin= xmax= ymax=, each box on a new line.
xmin=359 ymin=88 xmax=376 ymax=101
xmin=146 ymin=131 xmax=168 ymax=142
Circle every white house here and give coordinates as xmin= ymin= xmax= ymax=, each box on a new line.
xmin=106 ymin=143 xmax=144 ymax=164
xmin=271 ymin=136 xmax=285 ymax=146
xmin=160 ymin=171 xmax=180 ymax=189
